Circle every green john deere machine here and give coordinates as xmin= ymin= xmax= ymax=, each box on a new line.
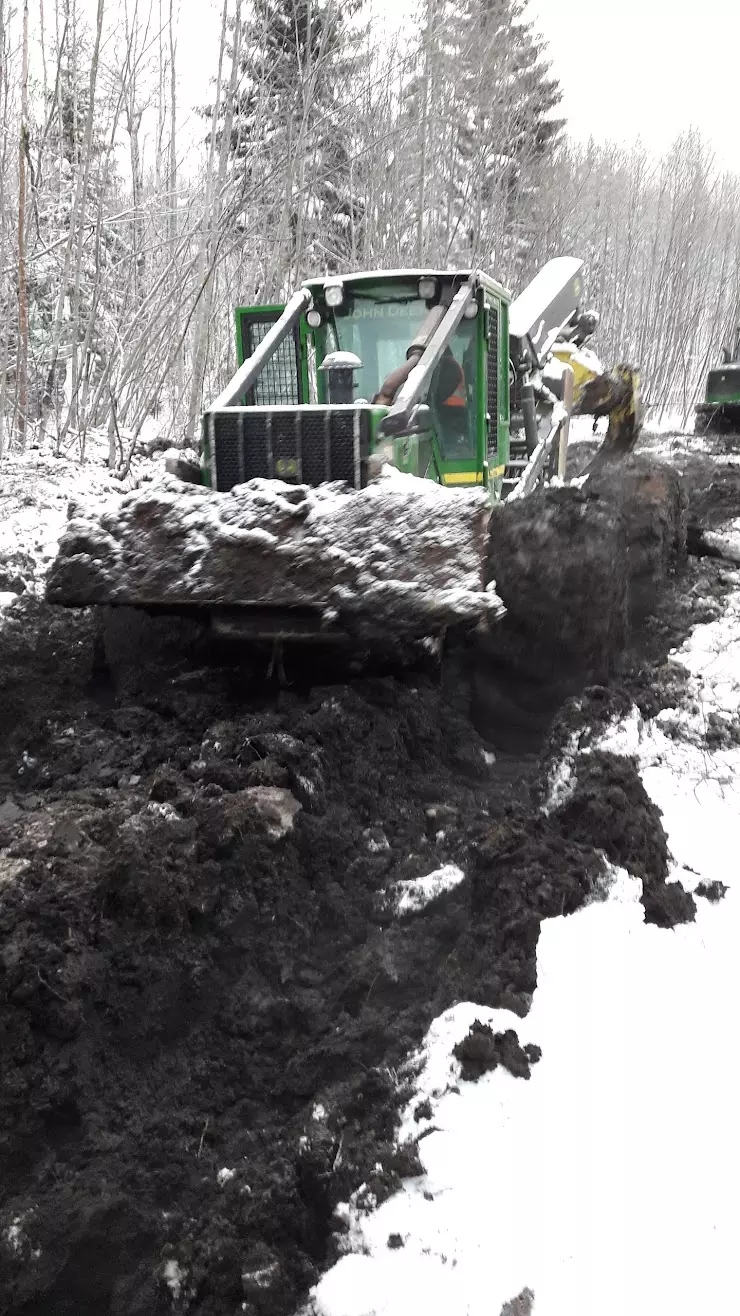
xmin=197 ymin=256 xmax=639 ymax=500
xmin=696 ymin=327 xmax=740 ymax=434
xmin=47 ymin=257 xmax=642 ymax=645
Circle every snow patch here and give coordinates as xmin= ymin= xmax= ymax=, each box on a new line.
xmin=310 ymin=566 xmax=740 ymax=1316
xmin=4 ymin=1214 xmax=41 ymax=1262
xmin=163 ymin=1258 xmax=185 ymax=1299
xmin=394 ymin=865 xmax=465 ymax=915
xmin=542 ymin=729 xmax=580 ymax=812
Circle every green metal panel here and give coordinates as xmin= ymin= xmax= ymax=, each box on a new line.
xmin=706 ymin=366 xmax=740 ymax=405
xmin=479 ymin=293 xmax=509 ymax=501
xmin=297 ymin=314 xmax=311 ymax=402
xmin=200 ymin=422 xmax=212 ymax=487
xmin=475 ymin=291 xmax=487 ymax=479
xmin=497 ymin=297 xmax=510 ymax=481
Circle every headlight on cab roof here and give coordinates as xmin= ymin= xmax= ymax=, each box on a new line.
xmin=324 ymin=278 xmax=344 ymax=308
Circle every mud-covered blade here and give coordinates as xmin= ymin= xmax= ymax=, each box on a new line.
xmin=46 ymin=471 xmax=504 ymax=640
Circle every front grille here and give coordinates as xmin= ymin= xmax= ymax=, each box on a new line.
xmin=209 ymin=407 xmax=371 ymax=492
xmin=487 ymin=306 xmax=499 ymax=461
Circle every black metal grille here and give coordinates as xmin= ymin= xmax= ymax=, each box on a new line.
xmin=211 ymin=407 xmax=370 ymax=492
xmin=238 ymin=313 xmax=303 ymax=405
xmin=487 ymin=305 xmax=499 ymax=461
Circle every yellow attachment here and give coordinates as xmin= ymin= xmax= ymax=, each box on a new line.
xmin=552 ymin=342 xmax=602 ymax=405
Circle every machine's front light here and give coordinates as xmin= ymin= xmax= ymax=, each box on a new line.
xmin=464 ymin=301 xmax=479 ymax=319
xmin=418 ymin=276 xmax=438 ymax=301
xmin=324 ymin=279 xmax=344 ymax=308
xmin=307 ymin=308 xmax=322 ymax=329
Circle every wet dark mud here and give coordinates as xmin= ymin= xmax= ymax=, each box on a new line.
xmin=0 ymin=589 xmax=682 ymax=1316
xmin=1 ymin=437 xmax=738 ymax=1314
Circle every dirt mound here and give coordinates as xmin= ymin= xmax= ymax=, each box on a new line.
xmin=487 ymin=484 xmax=628 ymax=670
xmin=476 ymin=459 xmax=687 ymax=751
xmin=474 ymin=489 xmax=628 ymax=751
xmin=588 ymin=457 xmax=687 ymax=617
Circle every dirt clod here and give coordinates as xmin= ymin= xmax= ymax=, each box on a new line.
xmin=642 ymin=881 xmax=697 ymax=928
xmin=695 ymin=880 xmax=728 ymax=903
xmin=453 ymin=1022 xmax=539 ymax=1082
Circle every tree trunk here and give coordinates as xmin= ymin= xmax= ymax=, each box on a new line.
xmin=16 ymin=0 xmax=30 ymax=449
xmin=184 ymin=0 xmax=240 ymax=444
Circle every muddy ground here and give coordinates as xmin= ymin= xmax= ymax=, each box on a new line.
xmin=0 ymin=435 xmax=738 ymax=1316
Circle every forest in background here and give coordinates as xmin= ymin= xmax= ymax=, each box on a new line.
xmin=1 ymin=0 xmax=739 ymax=463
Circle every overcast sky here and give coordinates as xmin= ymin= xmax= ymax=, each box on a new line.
xmin=525 ymin=0 xmax=740 ymax=171
xmin=55 ymin=0 xmax=740 ymax=176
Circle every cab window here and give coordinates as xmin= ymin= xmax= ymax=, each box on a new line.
xmin=428 ymin=319 xmax=478 ymax=460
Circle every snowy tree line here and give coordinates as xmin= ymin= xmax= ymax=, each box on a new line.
xmin=0 ymin=0 xmax=738 ymax=463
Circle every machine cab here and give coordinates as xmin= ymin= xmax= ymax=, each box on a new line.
xmin=232 ymin=270 xmax=511 ymax=491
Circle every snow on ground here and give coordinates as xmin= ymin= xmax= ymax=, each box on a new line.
xmin=643 ymin=406 xmax=691 ymax=435
xmin=0 ymin=441 xmax=159 ymax=605
xmin=307 ymin=570 xmax=740 ymax=1316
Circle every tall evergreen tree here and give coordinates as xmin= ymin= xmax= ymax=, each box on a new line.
xmin=227 ymin=0 xmax=366 ymax=290
xmin=404 ymin=0 xmax=563 ymax=278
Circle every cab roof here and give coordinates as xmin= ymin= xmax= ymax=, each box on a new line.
xmin=302 ymin=268 xmax=511 ymax=301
